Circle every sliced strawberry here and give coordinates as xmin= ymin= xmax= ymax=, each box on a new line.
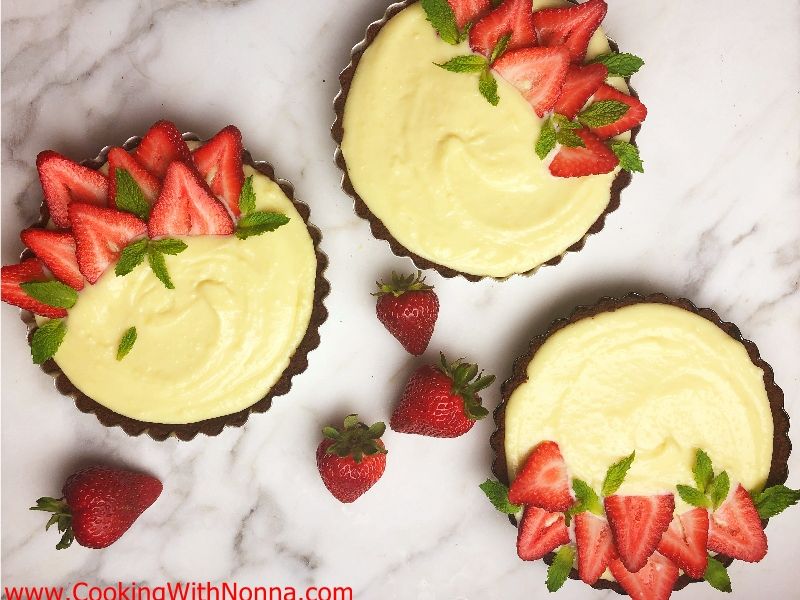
xmin=493 ymin=46 xmax=570 ymax=117
xmin=586 ymin=83 xmax=647 ymax=138
xmin=70 ymin=204 xmax=147 ymax=284
xmin=553 ymin=63 xmax=608 ymax=119
xmin=36 ymin=151 xmax=108 ymax=228
xmin=134 ymin=120 xmax=192 ymax=179
xmin=549 ymin=128 xmax=618 ymax=177
xmin=20 ymin=229 xmax=84 ymax=291
xmin=517 ymin=505 xmax=570 ymax=561
xmin=447 ymin=0 xmax=491 ymax=30
xmin=508 ymin=441 xmax=572 ymax=511
xmin=707 ymin=484 xmax=767 ymax=563
xmin=107 ymin=147 xmax=161 ymax=208
xmin=532 ymin=0 xmax=607 ymax=63
xmin=656 ymin=508 xmax=709 ymax=579
xmin=1 ymin=258 xmax=68 ymax=318
xmin=609 ymin=552 xmax=679 ymax=600
xmin=575 ymin=512 xmax=616 ymax=584
xmin=191 ymin=125 xmax=245 ymax=217
xmin=605 ymin=494 xmax=675 ymax=573
xmin=148 ymin=162 xmax=234 ymax=238
xmin=469 ymin=0 xmax=537 ymax=56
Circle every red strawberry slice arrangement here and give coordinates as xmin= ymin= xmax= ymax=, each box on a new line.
xmin=426 ymin=0 xmax=647 ymax=177
xmin=1 ymin=120 xmax=289 ymax=366
xmin=481 ymin=445 xmax=800 ymax=598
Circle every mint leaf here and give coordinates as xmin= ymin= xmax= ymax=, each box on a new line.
xmin=610 ymin=140 xmax=644 ymax=173
xmin=546 ymin=545 xmax=575 ymax=593
xmin=553 ymin=114 xmax=581 ymax=130
xmin=479 ymin=69 xmax=499 ymax=106
xmin=236 ymin=211 xmax=290 ymax=240
xmin=115 ymin=239 xmax=149 ymax=277
xmin=708 ymin=471 xmax=730 ymax=510
xmin=239 ymin=175 xmax=256 ymax=215
xmin=114 ymin=168 xmax=151 ymax=220
xmin=572 ymin=478 xmax=603 ymax=515
xmin=704 ymin=555 xmax=732 ymax=593
xmin=591 ymin=52 xmax=645 ymax=78
xmin=421 ymin=0 xmax=460 ymax=45
xmin=479 ymin=479 xmax=522 ymax=514
xmin=602 ymin=451 xmax=635 ymax=496
xmin=116 ymin=326 xmax=137 ymax=361
xmin=677 ymin=484 xmax=711 ymax=508
xmin=556 ymin=128 xmax=585 ymax=148
xmin=147 ymin=248 xmax=174 ymax=289
xmin=436 ymin=55 xmax=487 ymax=73
xmin=20 ymin=281 xmax=77 ymax=309
xmin=752 ymin=485 xmax=800 ymax=519
xmin=150 ymin=238 xmax=188 ymax=255
xmin=693 ymin=449 xmax=714 ymax=493
xmin=31 ymin=319 xmax=66 ymax=364
xmin=489 ymin=33 xmax=511 ymax=64
xmin=578 ymin=100 xmax=629 ymax=128
xmin=535 ymin=117 xmax=557 ymax=160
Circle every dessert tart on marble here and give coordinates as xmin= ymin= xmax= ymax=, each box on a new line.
xmin=333 ymin=0 xmax=646 ymax=280
xmin=484 ymin=293 xmax=794 ymax=598
xmin=0 ymin=121 xmax=328 ymax=441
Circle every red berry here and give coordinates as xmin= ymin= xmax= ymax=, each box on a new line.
xmin=508 ymin=441 xmax=573 ymax=512
xmin=609 ymin=552 xmax=679 ymax=600
xmin=192 ymin=125 xmax=245 ymax=217
xmin=532 ymin=0 xmax=607 ymax=63
xmin=134 ymin=120 xmax=192 ymax=179
xmin=575 ymin=511 xmax=617 ymax=584
xmin=20 ymin=229 xmax=84 ymax=291
xmin=516 ymin=505 xmax=570 ymax=561
xmin=375 ymin=272 xmax=439 ymax=356
xmin=1 ymin=258 xmax=67 ymax=319
xmin=656 ymin=507 xmax=709 ymax=579
xmin=586 ymin=84 xmax=648 ymax=139
xmin=492 ymin=46 xmax=570 ymax=117
xmin=553 ymin=63 xmax=608 ymax=119
xmin=470 ymin=0 xmax=537 ymax=56
xmin=605 ymin=494 xmax=675 ymax=573
xmin=107 ymin=147 xmax=161 ymax=208
xmin=548 ymin=128 xmax=619 ymax=178
xmin=36 ymin=150 xmax=108 ymax=228
xmin=447 ymin=0 xmax=492 ymax=30
xmin=707 ymin=484 xmax=767 ymax=563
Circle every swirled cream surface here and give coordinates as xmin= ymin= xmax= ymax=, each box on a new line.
xmin=341 ymin=2 xmax=626 ymax=277
xmin=52 ymin=167 xmax=317 ymax=424
xmin=504 ymin=303 xmax=773 ymax=512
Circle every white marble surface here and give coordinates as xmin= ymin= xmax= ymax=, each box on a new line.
xmin=2 ymin=0 xmax=799 ymax=597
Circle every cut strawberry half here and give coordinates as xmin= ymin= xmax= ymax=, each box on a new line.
xmin=553 ymin=63 xmax=608 ymax=119
xmin=1 ymin=258 xmax=68 ymax=319
xmin=707 ymin=484 xmax=767 ymax=563
xmin=192 ymin=125 xmax=245 ymax=217
xmin=605 ymin=494 xmax=675 ymax=573
xmin=148 ymin=162 xmax=234 ymax=238
xmin=508 ymin=441 xmax=572 ymax=512
xmin=656 ymin=507 xmax=709 ymax=579
xmin=36 ymin=151 xmax=108 ymax=228
xmin=134 ymin=120 xmax=192 ymax=179
xmin=447 ymin=0 xmax=492 ymax=30
xmin=575 ymin=512 xmax=616 ymax=584
xmin=107 ymin=147 xmax=161 ymax=208
xmin=69 ymin=203 xmax=147 ymax=284
xmin=493 ymin=46 xmax=570 ymax=117
xmin=586 ymin=83 xmax=647 ymax=138
xmin=532 ymin=0 xmax=607 ymax=63
xmin=20 ymin=229 xmax=84 ymax=291
xmin=516 ymin=505 xmax=570 ymax=561
xmin=549 ymin=128 xmax=619 ymax=177
xmin=469 ymin=0 xmax=537 ymax=56
xmin=609 ymin=552 xmax=679 ymax=600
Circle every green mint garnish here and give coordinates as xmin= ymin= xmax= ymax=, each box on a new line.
xmin=147 ymin=246 xmax=174 ymax=289
xmin=568 ymin=478 xmax=603 ymax=520
xmin=235 ymin=211 xmax=290 ymax=240
xmin=479 ymin=69 xmax=499 ymax=106
xmin=708 ymin=471 xmax=730 ymax=510
xmin=20 ymin=281 xmax=77 ymax=309
xmin=238 ymin=175 xmax=256 ymax=215
xmin=535 ymin=114 xmax=585 ymax=159
xmin=677 ymin=484 xmax=711 ymax=509
xmin=590 ymin=52 xmax=645 ymax=78
xmin=609 ymin=140 xmax=644 ymax=173
xmin=704 ymin=555 xmax=732 ymax=593
xmin=578 ymin=100 xmax=629 ymax=128
xmin=555 ymin=128 xmax=585 ymax=148
xmin=116 ymin=238 xmax=186 ymax=289
xmin=150 ymin=238 xmax=188 ymax=255
xmin=751 ymin=485 xmax=800 ymax=519
xmin=31 ymin=319 xmax=67 ymax=365
xmin=489 ymin=33 xmax=511 ymax=64
xmin=479 ymin=479 xmax=522 ymax=514
xmin=115 ymin=239 xmax=149 ymax=276
xmin=436 ymin=55 xmax=487 ymax=73
xmin=421 ymin=0 xmax=461 ymax=45
xmin=114 ymin=168 xmax=151 ymax=220
xmin=535 ymin=117 xmax=557 ymax=159
xmin=116 ymin=326 xmax=137 ymax=361
xmin=546 ymin=545 xmax=575 ymax=593
xmin=602 ymin=451 xmax=635 ymax=496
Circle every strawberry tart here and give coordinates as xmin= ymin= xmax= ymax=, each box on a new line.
xmin=483 ymin=294 xmax=795 ymax=598
xmin=334 ymin=0 xmax=646 ymax=279
xmin=1 ymin=121 xmax=328 ymax=440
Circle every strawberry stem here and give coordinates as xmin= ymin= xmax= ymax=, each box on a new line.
xmin=438 ymin=353 xmax=495 ymax=420
xmin=373 ymin=271 xmax=433 ymax=298
xmin=323 ymin=414 xmax=387 ymax=464
xmin=30 ymin=496 xmax=74 ymax=549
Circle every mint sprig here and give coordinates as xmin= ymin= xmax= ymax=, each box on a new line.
xmin=535 ymin=118 xmax=557 ymax=160
xmin=751 ymin=485 xmax=800 ymax=519
xmin=693 ymin=450 xmax=714 ymax=492
xmin=116 ymin=326 xmax=137 ymax=361
xmin=590 ymin=52 xmax=645 ymax=78
xmin=677 ymin=484 xmax=711 ymax=509
xmin=535 ymin=114 xmax=585 ymax=160
xmin=546 ymin=545 xmax=575 ymax=592
xmin=235 ymin=175 xmax=290 ymax=240
xmin=238 ymin=174 xmax=257 ymax=215
xmin=704 ymin=555 xmax=732 ymax=593
xmin=479 ymin=479 xmax=522 ymax=514
xmin=609 ymin=140 xmax=644 ymax=173
xmin=436 ymin=55 xmax=487 ymax=73
xmin=602 ymin=451 xmax=635 ymax=496
xmin=677 ymin=450 xmax=732 ymax=510
xmin=578 ymin=100 xmax=629 ymax=128
xmin=20 ymin=281 xmax=77 ymax=309
xmin=31 ymin=318 xmax=66 ymax=364
xmin=114 ymin=168 xmax=151 ymax=220
xmin=489 ymin=33 xmax=511 ymax=64
xmin=478 ymin=69 xmax=499 ymax=106
xmin=708 ymin=471 xmax=730 ymax=510
xmin=566 ymin=478 xmax=603 ymax=523
xmin=421 ymin=0 xmax=462 ymax=45
xmin=116 ymin=238 xmax=187 ymax=289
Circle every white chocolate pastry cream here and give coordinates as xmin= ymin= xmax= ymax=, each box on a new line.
xmin=341 ymin=1 xmax=628 ymax=278
xmin=52 ymin=167 xmax=317 ymax=424
xmin=504 ymin=303 xmax=773 ymax=512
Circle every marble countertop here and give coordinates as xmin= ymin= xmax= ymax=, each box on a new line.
xmin=2 ymin=0 xmax=798 ymax=597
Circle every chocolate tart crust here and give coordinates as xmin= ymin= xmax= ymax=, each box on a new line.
xmin=332 ymin=0 xmax=640 ymax=282
xmin=491 ymin=292 xmax=791 ymax=593
xmin=19 ymin=132 xmax=330 ymax=441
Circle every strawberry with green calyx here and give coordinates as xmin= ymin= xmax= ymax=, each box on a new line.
xmin=374 ymin=271 xmax=439 ymax=356
xmin=391 ymin=353 xmax=494 ymax=438
xmin=317 ymin=415 xmax=388 ymax=503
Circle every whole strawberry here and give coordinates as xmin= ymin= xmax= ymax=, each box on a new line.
xmin=317 ymin=414 xmax=387 ymax=503
xmin=30 ymin=466 xmax=162 ymax=549
xmin=374 ymin=271 xmax=439 ymax=355
xmin=391 ymin=353 xmax=495 ymax=437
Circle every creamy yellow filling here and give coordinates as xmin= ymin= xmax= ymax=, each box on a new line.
xmin=51 ymin=167 xmax=317 ymax=424
xmin=341 ymin=1 xmax=628 ymax=277
xmin=504 ymin=303 xmax=773 ymax=514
